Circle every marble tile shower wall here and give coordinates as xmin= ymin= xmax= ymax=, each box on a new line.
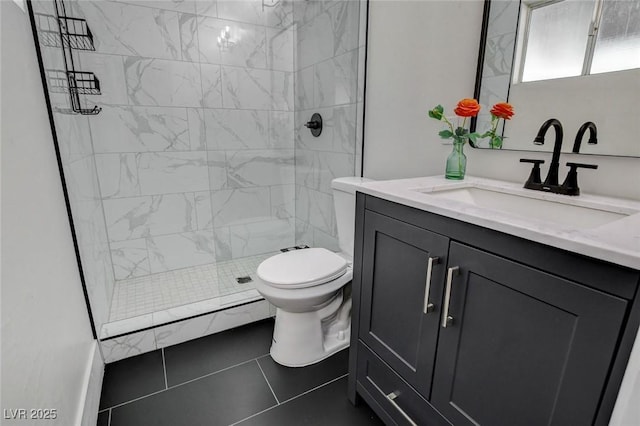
xmin=66 ymin=0 xmax=298 ymax=280
xmin=293 ymin=0 xmax=364 ymax=251
xmin=31 ymin=0 xmax=116 ymax=332
xmin=476 ymin=0 xmax=519 ymax=134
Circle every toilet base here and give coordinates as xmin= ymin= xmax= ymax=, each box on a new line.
xmin=270 ymin=292 xmax=351 ymax=367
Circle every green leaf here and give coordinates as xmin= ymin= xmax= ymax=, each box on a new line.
xmin=428 ymin=105 xmax=444 ymax=120
xmin=454 ymin=127 xmax=468 ymax=137
xmin=468 ymin=132 xmax=480 ymax=143
xmin=438 ymin=130 xmax=454 ymax=139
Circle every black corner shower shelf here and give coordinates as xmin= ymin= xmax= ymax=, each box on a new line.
xmin=46 ymin=69 xmax=101 ymax=95
xmin=35 ymin=13 xmax=95 ymax=51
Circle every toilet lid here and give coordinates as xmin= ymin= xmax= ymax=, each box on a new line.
xmin=257 ymin=248 xmax=348 ymax=289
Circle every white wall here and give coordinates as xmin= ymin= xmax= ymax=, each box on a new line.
xmin=1 ymin=2 xmax=100 ymax=425
xmin=363 ymin=0 xmax=640 ymax=201
xmin=363 ymin=1 xmax=640 ymax=423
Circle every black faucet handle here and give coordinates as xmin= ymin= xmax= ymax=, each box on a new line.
xmin=520 ymin=159 xmax=545 ymax=189
xmin=561 ymin=162 xmax=598 ymax=196
xmin=566 ymin=162 xmax=598 ymax=170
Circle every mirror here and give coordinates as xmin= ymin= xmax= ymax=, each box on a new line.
xmin=472 ymin=0 xmax=640 ymax=157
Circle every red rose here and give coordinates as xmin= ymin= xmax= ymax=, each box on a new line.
xmin=490 ymin=102 xmax=514 ymax=120
xmin=454 ymin=98 xmax=481 ymax=117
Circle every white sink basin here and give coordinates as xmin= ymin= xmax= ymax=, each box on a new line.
xmin=418 ymin=186 xmax=633 ymax=229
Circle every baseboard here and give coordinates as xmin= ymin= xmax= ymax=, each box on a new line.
xmin=77 ymin=341 xmax=105 ymax=426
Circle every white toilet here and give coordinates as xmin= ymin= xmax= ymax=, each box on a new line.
xmin=254 ymin=177 xmax=372 ymax=367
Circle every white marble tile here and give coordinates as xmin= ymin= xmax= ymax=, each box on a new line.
xmin=328 ymin=0 xmax=360 ymax=56
xmin=111 ymin=238 xmax=151 ymax=280
xmin=76 ymin=1 xmax=181 ymax=59
xmin=179 ymin=13 xmax=200 ymax=62
xmin=187 ymin=108 xmax=207 ymax=151
xmin=147 ymin=230 xmax=216 ymax=273
xmin=295 ymin=218 xmax=314 ymax=246
xmin=125 ymin=57 xmax=202 ymax=107
xmin=75 ymin=53 xmax=128 ymax=106
xmin=100 ymin=330 xmax=157 ymax=363
xmin=295 ymin=66 xmax=315 ymax=109
xmin=137 ymin=151 xmax=209 ymax=195
xmin=267 ymin=27 xmax=294 ymax=72
xmin=111 ymin=0 xmax=196 ymax=14
xmin=103 ymin=193 xmax=197 ymax=241
xmin=265 ymin=0 xmax=293 ymax=29
xmin=197 ymin=17 xmax=267 ymax=68
xmin=295 ymin=149 xmax=355 ymax=194
xmin=293 ymin=0 xmax=323 ymax=26
xmin=79 ymin=242 xmax=114 ymax=330
xmin=314 ymin=49 xmax=358 ymax=107
xmin=203 ymin=109 xmax=269 ymax=150
xmin=152 ymin=297 xmax=223 ymax=327
xmin=270 ymin=184 xmax=295 ymax=220
xmin=65 ymin=156 xmax=102 ymax=203
xmin=221 ymin=66 xmax=292 ymax=110
xmin=194 ymin=190 xmax=214 ymax=230
xmin=95 ymin=153 xmax=141 ymax=199
xmin=214 ymin=226 xmax=233 ymax=261
xmin=229 ymin=218 xmax=294 ymax=257
xmin=269 ymin=111 xmax=295 ymax=149
xmin=154 ymin=299 xmax=270 ymax=348
xmin=200 ymin=63 xmax=224 ymax=108
xmin=217 ymin=0 xmax=264 ymax=25
xmin=483 ymin=32 xmax=517 ymax=78
xmin=487 ymin=0 xmax=520 ymax=38
xmin=295 ymin=185 xmax=336 ymax=236
xmin=100 ymin=313 xmax=154 ymax=339
xmin=53 ymin=113 xmax=93 ymax=164
xmin=226 ymin=149 xmax=294 ymax=187
xmin=313 ymin=224 xmax=339 ymax=251
xmin=207 ymin=151 xmax=228 ymax=190
xmin=195 ymin=0 xmax=218 ymax=17
xmin=297 ymin=9 xmax=333 ymax=69
xmin=91 ymin=105 xmax=190 ymax=153
xmin=211 ymin=187 xmax=271 ymax=227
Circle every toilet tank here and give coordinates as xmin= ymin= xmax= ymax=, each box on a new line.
xmin=331 ymin=177 xmax=374 ymax=258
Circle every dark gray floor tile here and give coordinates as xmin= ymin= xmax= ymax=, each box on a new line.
xmin=99 ymin=350 xmax=166 ymax=410
xmin=110 ymin=361 xmax=276 ymax=426
xmin=97 ymin=410 xmax=109 ymax=426
xmin=236 ymin=376 xmax=383 ymax=426
xmin=163 ymin=318 xmax=274 ymax=386
xmin=257 ymin=348 xmax=349 ymax=402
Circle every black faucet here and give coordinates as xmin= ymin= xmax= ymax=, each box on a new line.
xmin=521 ymin=119 xmax=598 ymax=196
xmin=533 ymin=118 xmax=564 ymax=187
xmin=572 ymin=121 xmax=597 ymax=153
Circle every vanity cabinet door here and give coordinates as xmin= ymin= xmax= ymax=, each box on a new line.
xmin=431 ymin=242 xmax=628 ymax=426
xmin=359 ymin=210 xmax=449 ymax=400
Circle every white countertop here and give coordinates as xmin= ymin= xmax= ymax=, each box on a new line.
xmin=356 ymin=175 xmax=640 ymax=270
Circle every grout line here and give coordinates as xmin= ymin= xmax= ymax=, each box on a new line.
xmin=102 ymin=352 xmax=271 ymax=410
xmin=161 ymin=348 xmax=169 ymax=390
xmin=229 ymin=373 xmax=349 ymax=426
xmin=108 ymin=408 xmax=112 ymax=426
xmin=256 ymin=358 xmax=280 ymax=405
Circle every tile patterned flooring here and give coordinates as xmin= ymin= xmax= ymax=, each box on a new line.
xmin=98 ymin=319 xmax=382 ymax=426
xmin=109 ymin=254 xmax=275 ymax=321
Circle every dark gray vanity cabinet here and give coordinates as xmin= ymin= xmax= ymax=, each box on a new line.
xmin=349 ymin=194 xmax=640 ymax=426
xmin=359 ymin=210 xmax=448 ymax=399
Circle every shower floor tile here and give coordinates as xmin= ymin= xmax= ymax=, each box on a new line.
xmin=108 ymin=253 xmax=274 ymax=322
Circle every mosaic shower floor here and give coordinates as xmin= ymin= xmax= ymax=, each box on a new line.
xmin=101 ymin=253 xmax=275 ymax=339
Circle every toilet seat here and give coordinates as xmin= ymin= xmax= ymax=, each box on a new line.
xmin=257 ymin=248 xmax=348 ymax=289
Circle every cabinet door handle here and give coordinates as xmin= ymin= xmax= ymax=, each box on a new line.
xmin=423 ymin=256 xmax=439 ymax=314
xmin=442 ymin=266 xmax=459 ymax=328
xmin=386 ymin=391 xmax=418 ymax=426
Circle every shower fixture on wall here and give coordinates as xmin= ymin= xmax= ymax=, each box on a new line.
xmin=305 ymin=113 xmax=323 ymax=137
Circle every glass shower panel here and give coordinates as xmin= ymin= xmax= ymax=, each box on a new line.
xmin=30 ymin=0 xmax=364 ymax=336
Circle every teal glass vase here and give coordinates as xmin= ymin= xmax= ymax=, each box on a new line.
xmin=445 ymin=139 xmax=467 ymax=180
